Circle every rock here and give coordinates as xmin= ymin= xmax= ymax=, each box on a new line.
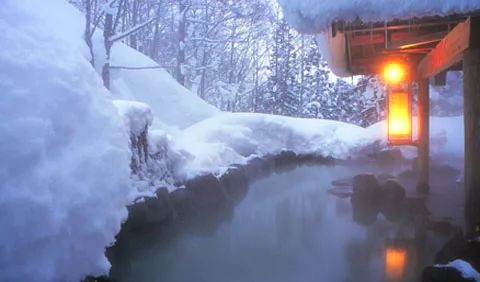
xmin=435 ymin=235 xmax=480 ymax=272
xmin=351 ymin=174 xmax=381 ymax=225
xmin=370 ymin=148 xmax=404 ymax=165
xmin=273 ymin=150 xmax=297 ymax=170
xmin=296 ymin=154 xmax=317 ymax=164
xmin=405 ymin=196 xmax=429 ymax=218
xmin=185 ymin=174 xmax=230 ymax=213
xmin=422 ymin=266 xmax=475 ymax=282
xmin=431 ymin=164 xmax=461 ymax=176
xmin=331 ymin=177 xmax=351 ymax=187
xmin=379 ymin=180 xmax=406 ymax=222
xmin=378 ymin=173 xmax=396 ymax=182
xmin=220 ymin=167 xmax=249 ymax=204
xmin=169 ymin=188 xmax=197 ymax=220
xmin=352 ymin=174 xmax=381 ymax=200
xmin=427 ymin=216 xmax=457 ymax=236
xmin=327 ymin=187 xmax=352 ymax=198
xmin=82 ymin=276 xmax=113 ymax=282
xmin=244 ymin=156 xmax=275 ymax=181
xmin=125 ymin=188 xmax=175 ymax=230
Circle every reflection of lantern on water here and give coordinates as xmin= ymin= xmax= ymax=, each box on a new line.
xmin=385 ymin=246 xmax=407 ymax=281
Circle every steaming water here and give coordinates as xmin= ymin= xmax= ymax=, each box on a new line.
xmin=111 ymin=163 xmax=461 ymax=282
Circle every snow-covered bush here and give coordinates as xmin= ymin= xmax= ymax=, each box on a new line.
xmin=113 ymin=100 xmax=188 ymax=194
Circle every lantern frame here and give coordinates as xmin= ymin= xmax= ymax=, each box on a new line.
xmin=381 ymin=59 xmax=415 ymax=145
xmin=386 ymin=89 xmax=413 ymax=145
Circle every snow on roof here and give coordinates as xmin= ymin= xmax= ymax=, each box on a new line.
xmin=278 ymin=0 xmax=480 ymax=33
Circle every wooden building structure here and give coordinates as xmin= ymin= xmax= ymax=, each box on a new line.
xmin=321 ymin=11 xmax=480 ymax=232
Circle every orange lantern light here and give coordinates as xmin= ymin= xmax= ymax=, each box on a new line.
xmin=383 ymin=61 xmax=413 ymax=145
xmin=383 ymin=63 xmax=407 ymax=85
xmin=385 ymin=247 xmax=407 ymax=281
xmin=387 ymin=91 xmax=412 ymax=144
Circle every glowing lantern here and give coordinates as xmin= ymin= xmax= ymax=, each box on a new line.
xmin=382 ymin=61 xmax=413 ymax=145
xmin=387 ymin=91 xmax=412 ymax=144
xmin=383 ymin=62 xmax=407 ymax=85
xmin=385 ymin=247 xmax=407 ymax=281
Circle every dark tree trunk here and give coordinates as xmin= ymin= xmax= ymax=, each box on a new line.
xmin=102 ymin=12 xmax=114 ymax=89
xmin=176 ymin=0 xmax=186 ymax=86
xmin=84 ymin=0 xmax=95 ymax=67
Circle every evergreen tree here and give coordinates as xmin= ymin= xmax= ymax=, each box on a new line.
xmin=264 ymin=18 xmax=300 ymax=116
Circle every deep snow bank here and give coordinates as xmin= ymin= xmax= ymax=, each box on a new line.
xmin=97 ymin=42 xmax=219 ymax=131
xmin=0 ymin=0 xmax=132 ymax=281
xmin=178 ymin=112 xmax=383 ymax=178
xmin=278 ymin=0 xmax=480 ymax=33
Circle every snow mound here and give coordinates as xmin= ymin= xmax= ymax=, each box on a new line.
xmin=178 ymin=112 xmax=382 ymax=177
xmin=105 ymin=43 xmax=219 ymax=131
xmin=0 ymin=0 xmax=132 ymax=281
xmin=278 ymin=0 xmax=480 ymax=32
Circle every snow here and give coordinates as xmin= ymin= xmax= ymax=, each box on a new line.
xmin=278 ymin=0 xmax=480 ymax=33
xmin=367 ymin=115 xmax=464 ymax=163
xmin=94 ymin=40 xmax=219 ymax=131
xmin=0 ymin=0 xmax=469 ymax=280
xmin=0 ymin=0 xmax=133 ymax=281
xmin=430 ymin=116 xmax=464 ymax=162
xmin=113 ymin=100 xmax=153 ymax=136
xmin=177 ymin=112 xmax=383 ymax=178
xmin=436 ymin=259 xmax=480 ymax=281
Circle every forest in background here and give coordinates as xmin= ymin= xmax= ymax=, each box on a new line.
xmin=71 ymin=0 xmax=451 ymax=127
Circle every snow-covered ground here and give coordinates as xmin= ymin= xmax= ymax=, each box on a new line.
xmin=0 ymin=0 xmax=467 ymax=281
xmin=177 ymin=112 xmax=384 ymax=178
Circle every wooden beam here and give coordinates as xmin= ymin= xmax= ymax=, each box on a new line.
xmin=417 ymin=18 xmax=472 ymax=78
xmin=464 ymin=48 xmax=480 ymax=234
xmin=463 ymin=17 xmax=480 ymax=234
xmin=388 ymin=31 xmax=446 ymax=50
xmin=350 ymin=33 xmax=384 ymax=46
xmin=416 ymin=79 xmax=430 ymax=194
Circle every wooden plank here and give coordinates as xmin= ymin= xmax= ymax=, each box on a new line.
xmin=463 ymin=17 xmax=480 ymax=234
xmin=463 ymin=48 xmax=480 ymax=234
xmin=350 ymin=33 xmax=384 ymax=46
xmin=389 ymin=31 xmax=446 ymax=50
xmin=416 ymin=79 xmax=430 ymax=194
xmin=417 ymin=18 xmax=471 ymax=78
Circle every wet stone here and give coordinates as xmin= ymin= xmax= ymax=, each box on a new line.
xmin=273 ymin=150 xmax=298 ymax=171
xmin=379 ymin=180 xmax=406 ymax=222
xmin=244 ymin=156 xmax=274 ymax=181
xmin=435 ymin=235 xmax=480 ymax=272
xmin=185 ymin=174 xmax=229 ymax=208
xmin=369 ymin=148 xmax=404 ymax=165
xmin=169 ymin=188 xmax=197 ymax=220
xmin=422 ymin=266 xmax=475 ymax=282
xmin=220 ymin=166 xmax=248 ymax=204
xmin=351 ymin=174 xmax=382 ymax=225
xmin=331 ymin=177 xmax=351 ymax=187
xmin=405 ymin=196 xmax=429 ymax=218
xmin=125 ymin=189 xmax=175 ymax=231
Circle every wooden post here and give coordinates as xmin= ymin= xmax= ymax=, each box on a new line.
xmin=463 ymin=47 xmax=480 ymax=233
xmin=416 ymin=79 xmax=430 ymax=194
